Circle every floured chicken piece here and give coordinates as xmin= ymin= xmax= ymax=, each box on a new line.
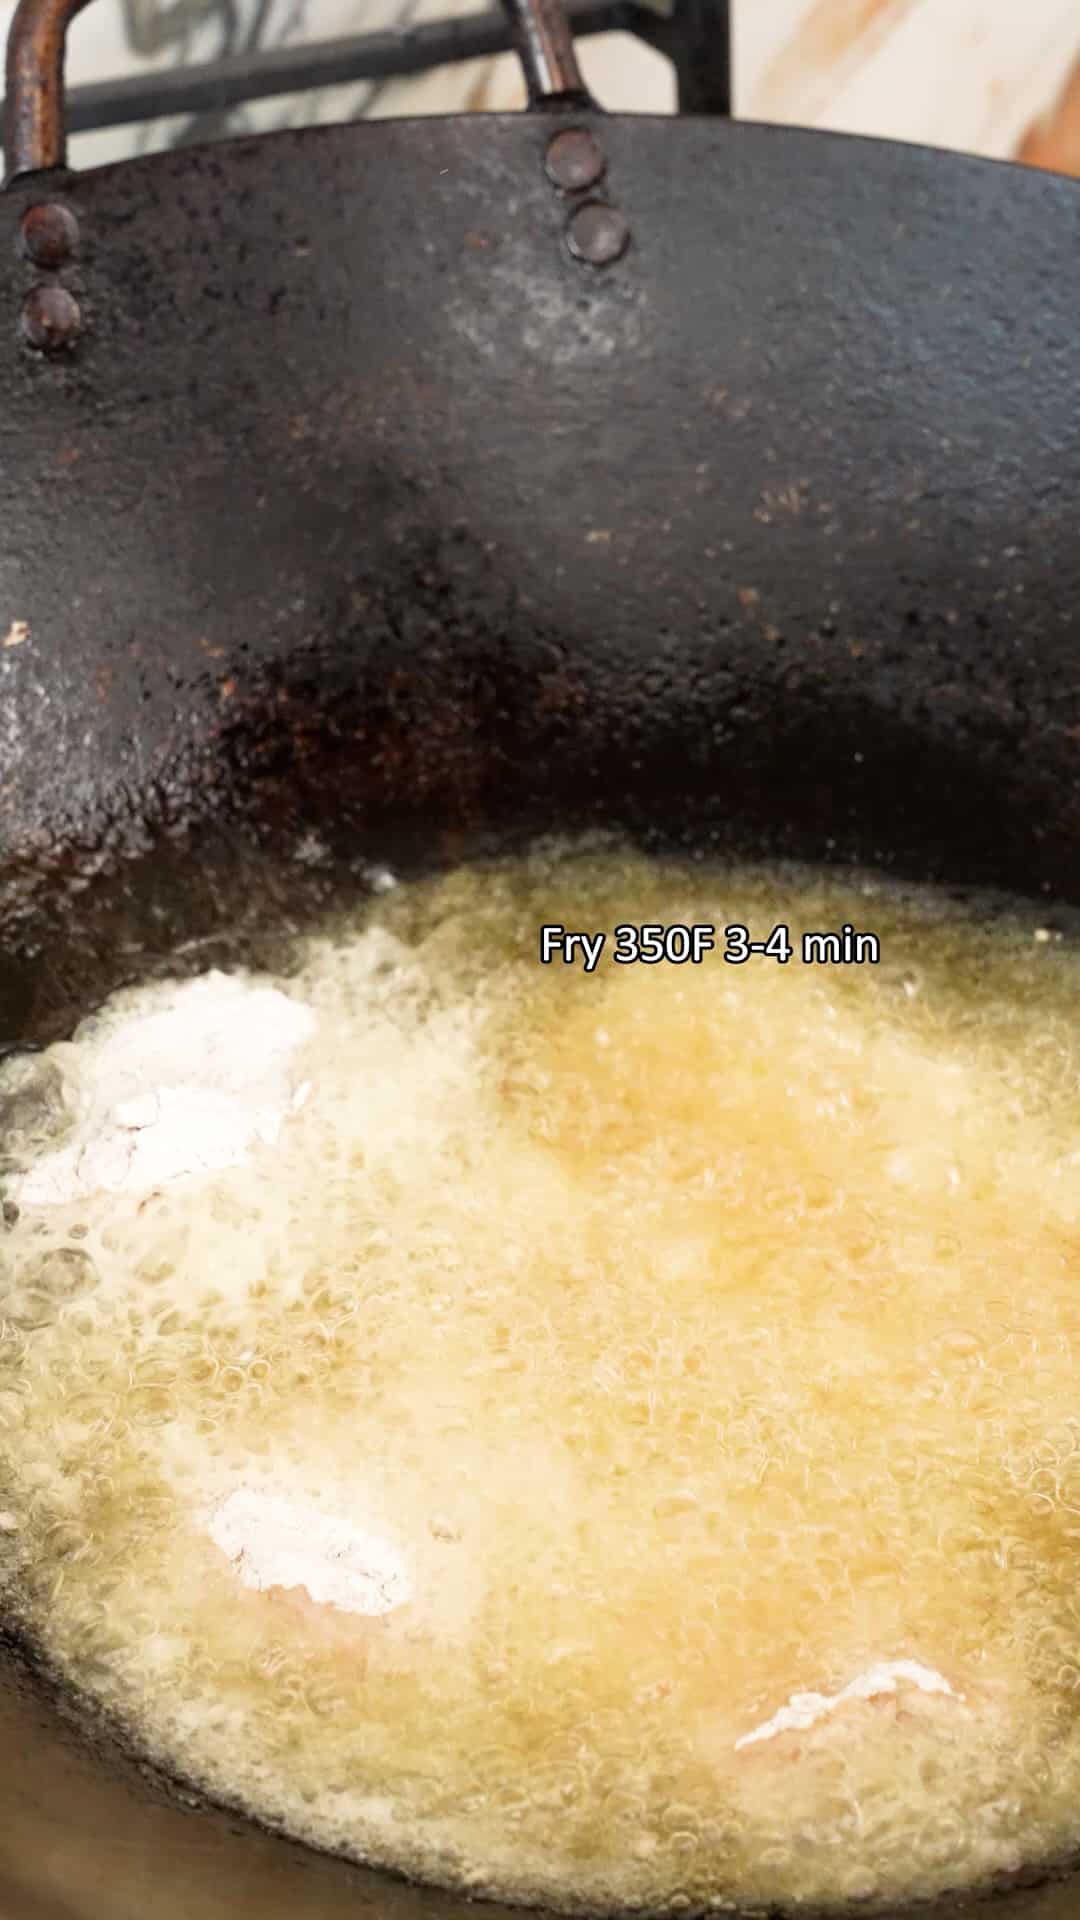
xmin=206 ymin=1488 xmax=413 ymax=1616
xmin=11 ymin=973 xmax=314 ymax=1206
xmin=733 ymin=1660 xmax=962 ymax=1751
xmin=6 ymin=843 xmax=1080 ymax=1916
xmin=202 ymin=1489 xmax=416 ymax=1666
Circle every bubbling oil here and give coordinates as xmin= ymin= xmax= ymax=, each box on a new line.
xmin=3 ymin=842 xmax=1080 ymax=1914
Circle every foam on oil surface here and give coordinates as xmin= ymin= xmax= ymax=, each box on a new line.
xmin=3 ymin=842 xmax=1080 ymax=1914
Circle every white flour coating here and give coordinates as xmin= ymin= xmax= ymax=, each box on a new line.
xmin=734 ymin=1661 xmax=962 ymax=1750
xmin=205 ymin=1488 xmax=413 ymax=1616
xmin=13 ymin=973 xmax=315 ymax=1205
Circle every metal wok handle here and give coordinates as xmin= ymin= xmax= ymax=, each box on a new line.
xmin=500 ymin=0 xmax=595 ymax=109
xmin=2 ymin=0 xmax=594 ymax=183
xmin=4 ymin=0 xmax=90 ymax=180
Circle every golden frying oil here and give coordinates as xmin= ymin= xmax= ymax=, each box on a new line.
xmin=3 ymin=842 xmax=1080 ymax=1913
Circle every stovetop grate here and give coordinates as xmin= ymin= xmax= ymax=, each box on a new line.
xmin=34 ymin=0 xmax=729 ymax=154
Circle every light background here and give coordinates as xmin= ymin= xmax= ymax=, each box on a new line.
xmin=1 ymin=0 xmax=1079 ymax=174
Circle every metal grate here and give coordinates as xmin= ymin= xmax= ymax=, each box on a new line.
xmin=52 ymin=0 xmax=729 ymax=142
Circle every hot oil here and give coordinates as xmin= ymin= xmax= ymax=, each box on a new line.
xmin=2 ymin=841 xmax=1080 ymax=1913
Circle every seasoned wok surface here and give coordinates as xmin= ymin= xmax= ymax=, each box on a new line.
xmin=1 ymin=117 xmax=1080 ymax=909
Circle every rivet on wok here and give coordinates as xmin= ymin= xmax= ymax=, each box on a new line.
xmin=545 ymin=127 xmax=606 ymax=192
xmin=566 ymin=201 xmax=630 ymax=267
xmin=21 ymin=284 xmax=81 ymax=352
xmin=19 ymin=202 xmax=79 ymax=269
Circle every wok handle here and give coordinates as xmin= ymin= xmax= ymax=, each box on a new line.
xmin=499 ymin=0 xmax=596 ymax=108
xmin=4 ymin=0 xmax=91 ymax=181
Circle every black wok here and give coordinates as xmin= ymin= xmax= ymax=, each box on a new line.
xmin=2 ymin=0 xmax=1080 ymax=1912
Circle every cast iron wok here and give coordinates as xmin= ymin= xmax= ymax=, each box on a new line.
xmin=2 ymin=0 xmax=1080 ymax=1912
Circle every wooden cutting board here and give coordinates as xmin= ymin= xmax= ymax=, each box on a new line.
xmin=738 ymin=0 xmax=1080 ymax=167
xmin=465 ymin=0 xmax=1080 ymax=175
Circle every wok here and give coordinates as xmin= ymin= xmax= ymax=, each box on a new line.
xmin=2 ymin=0 xmax=1080 ymax=1912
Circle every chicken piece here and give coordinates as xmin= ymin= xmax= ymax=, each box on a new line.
xmin=696 ymin=1649 xmax=1015 ymax=1785
xmin=734 ymin=1659 xmax=961 ymax=1748
xmin=202 ymin=1485 xmax=414 ymax=1663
